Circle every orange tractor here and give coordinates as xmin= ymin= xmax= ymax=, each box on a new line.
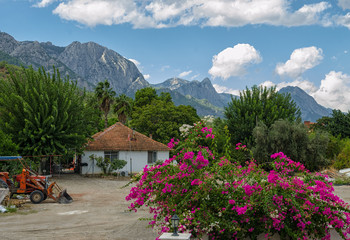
xmin=0 ymin=156 xmax=72 ymax=204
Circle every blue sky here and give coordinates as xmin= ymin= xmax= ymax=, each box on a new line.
xmin=1 ymin=0 xmax=350 ymax=111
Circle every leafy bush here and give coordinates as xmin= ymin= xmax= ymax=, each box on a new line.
xmin=126 ymin=123 xmax=350 ymax=240
xmin=89 ymin=154 xmax=127 ymax=174
xmin=253 ymin=120 xmax=329 ymax=171
xmin=333 ymin=139 xmax=350 ymax=170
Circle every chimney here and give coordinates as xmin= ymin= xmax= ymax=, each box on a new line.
xmin=149 ymin=134 xmax=153 ymax=139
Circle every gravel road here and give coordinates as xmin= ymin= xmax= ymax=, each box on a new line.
xmin=1 ymin=175 xmax=350 ymax=240
xmin=0 ymin=174 xmax=158 ymax=240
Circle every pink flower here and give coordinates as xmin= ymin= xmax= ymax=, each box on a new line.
xmin=236 ymin=206 xmax=248 ymax=215
xmin=191 ymin=179 xmax=202 ymax=186
xmin=268 ymin=171 xmax=279 ymax=184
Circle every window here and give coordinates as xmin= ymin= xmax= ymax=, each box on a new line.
xmin=104 ymin=151 xmax=119 ymax=162
xmin=148 ymin=151 xmax=157 ymax=164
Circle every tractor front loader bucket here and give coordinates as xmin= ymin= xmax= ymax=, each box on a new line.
xmin=47 ymin=182 xmax=73 ymax=204
xmin=58 ymin=189 xmax=73 ymax=204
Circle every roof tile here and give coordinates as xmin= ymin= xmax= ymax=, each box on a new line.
xmin=86 ymin=122 xmax=169 ymax=152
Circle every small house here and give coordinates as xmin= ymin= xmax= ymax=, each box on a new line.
xmin=81 ymin=123 xmax=170 ymax=174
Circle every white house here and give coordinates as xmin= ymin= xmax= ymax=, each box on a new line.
xmin=81 ymin=122 xmax=170 ymax=175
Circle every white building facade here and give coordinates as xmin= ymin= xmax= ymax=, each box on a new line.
xmin=81 ymin=123 xmax=170 ymax=175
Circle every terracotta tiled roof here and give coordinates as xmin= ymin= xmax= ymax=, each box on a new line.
xmin=85 ymin=122 xmax=169 ymax=152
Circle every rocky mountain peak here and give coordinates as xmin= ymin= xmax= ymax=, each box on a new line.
xmin=0 ymin=31 xmax=19 ymax=54
xmin=279 ymin=86 xmax=332 ymax=122
xmin=0 ymin=32 xmax=149 ymax=95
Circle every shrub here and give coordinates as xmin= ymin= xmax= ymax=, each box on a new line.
xmin=334 ymin=139 xmax=350 ymax=170
xmin=89 ymin=154 xmax=127 ymax=174
xmin=126 ymin=123 xmax=350 ymax=240
xmin=253 ymin=120 xmax=329 ymax=171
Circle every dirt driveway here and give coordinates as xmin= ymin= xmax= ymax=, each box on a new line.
xmin=1 ymin=175 xmax=350 ymax=240
xmin=0 ymin=174 xmax=158 ymax=240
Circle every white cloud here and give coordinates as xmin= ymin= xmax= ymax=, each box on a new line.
xmin=44 ymin=0 xmax=332 ymax=28
xmin=53 ymin=0 xmax=159 ymax=28
xmin=338 ymin=0 xmax=350 ymax=9
xmin=335 ymin=13 xmax=350 ymax=29
xmin=275 ymin=46 xmax=323 ymax=78
xmin=128 ymin=58 xmax=150 ymax=80
xmin=260 ymin=79 xmax=318 ymax=93
xmin=34 ymin=0 xmax=58 ymax=8
xmin=209 ymin=43 xmax=262 ymax=79
xmin=213 ymin=84 xmax=240 ymax=96
xmin=312 ymin=71 xmax=350 ymax=111
xmin=261 ymin=72 xmax=350 ymax=112
xmin=191 ymin=74 xmax=200 ymax=80
xmin=128 ymin=58 xmax=140 ymax=67
xmin=179 ymin=70 xmax=192 ymax=78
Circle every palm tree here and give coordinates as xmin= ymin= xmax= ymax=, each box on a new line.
xmin=113 ymin=94 xmax=133 ymax=125
xmin=95 ymin=80 xmax=116 ymax=129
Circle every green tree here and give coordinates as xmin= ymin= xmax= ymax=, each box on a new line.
xmin=333 ymin=139 xmax=350 ymax=170
xmin=89 ymin=154 xmax=127 ymax=174
xmin=130 ymin=88 xmax=200 ymax=143
xmin=0 ymin=129 xmax=21 ymax=173
xmin=0 ymin=66 xmax=98 ymax=158
xmin=313 ymin=110 xmax=350 ymax=139
xmin=133 ymin=87 xmax=158 ymax=108
xmin=95 ymin=80 xmax=116 ymax=129
xmin=253 ymin=120 xmax=329 ymax=171
xmin=113 ymin=94 xmax=133 ymax=125
xmin=225 ymin=85 xmax=301 ymax=146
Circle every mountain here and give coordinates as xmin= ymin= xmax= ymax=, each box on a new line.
xmin=0 ymin=32 xmax=333 ymax=121
xmin=155 ymin=88 xmax=226 ymax=117
xmin=153 ymin=77 xmax=235 ymax=109
xmin=278 ymin=86 xmax=332 ymax=122
xmin=0 ymin=31 xmax=148 ymax=95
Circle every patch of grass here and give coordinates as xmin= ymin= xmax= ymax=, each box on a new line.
xmin=6 ymin=206 xmax=17 ymax=213
xmin=333 ymin=177 xmax=350 ymax=185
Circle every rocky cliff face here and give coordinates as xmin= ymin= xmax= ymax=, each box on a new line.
xmin=0 ymin=32 xmax=148 ymax=94
xmin=278 ymin=86 xmax=332 ymax=122
xmin=154 ymin=77 xmax=233 ymax=108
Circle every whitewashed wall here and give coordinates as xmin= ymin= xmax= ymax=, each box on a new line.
xmin=81 ymin=150 xmax=170 ymax=174
xmin=81 ymin=151 xmax=104 ymax=174
xmin=157 ymin=151 xmax=169 ymax=162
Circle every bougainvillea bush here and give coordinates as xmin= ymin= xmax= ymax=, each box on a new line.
xmin=126 ymin=123 xmax=350 ymax=240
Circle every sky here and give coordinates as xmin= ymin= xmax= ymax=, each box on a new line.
xmin=1 ymin=0 xmax=350 ymax=111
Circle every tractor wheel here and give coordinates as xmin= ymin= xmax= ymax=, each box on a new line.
xmin=30 ymin=190 xmax=44 ymax=204
xmin=0 ymin=179 xmax=9 ymax=189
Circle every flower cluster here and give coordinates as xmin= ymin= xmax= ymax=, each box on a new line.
xmin=126 ymin=123 xmax=350 ymax=240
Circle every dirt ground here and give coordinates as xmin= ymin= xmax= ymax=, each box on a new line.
xmin=0 ymin=174 xmax=158 ymax=240
xmin=1 ymin=175 xmax=350 ymax=240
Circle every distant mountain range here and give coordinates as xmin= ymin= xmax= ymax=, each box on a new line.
xmin=0 ymin=31 xmax=332 ymax=121
xmin=0 ymin=31 xmax=148 ymax=95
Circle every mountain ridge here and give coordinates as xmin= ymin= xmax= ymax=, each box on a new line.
xmin=0 ymin=31 xmax=148 ymax=95
xmin=0 ymin=31 xmax=333 ymax=121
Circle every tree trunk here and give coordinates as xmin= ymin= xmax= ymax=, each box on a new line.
xmin=104 ymin=112 xmax=108 ymax=129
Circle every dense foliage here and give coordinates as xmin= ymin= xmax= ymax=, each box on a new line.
xmin=0 ymin=66 xmax=98 ymax=157
xmin=253 ymin=120 xmax=329 ymax=171
xmin=333 ymin=139 xmax=350 ymax=170
xmin=113 ymin=94 xmax=133 ymax=125
xmin=313 ymin=110 xmax=350 ymax=139
xmin=225 ymin=85 xmax=301 ymax=146
xmin=127 ymin=123 xmax=350 ymax=240
xmin=89 ymin=154 xmax=127 ymax=174
xmin=95 ymin=79 xmax=116 ymax=129
xmin=130 ymin=88 xmax=200 ymax=143
xmin=0 ymin=129 xmax=21 ymax=173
